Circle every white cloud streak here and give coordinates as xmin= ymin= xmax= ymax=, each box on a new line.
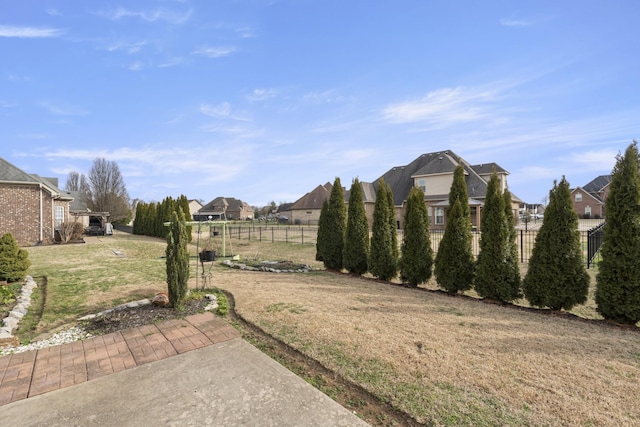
xmin=382 ymin=86 xmax=501 ymax=126
xmin=0 ymin=25 xmax=65 ymax=38
xmin=192 ymin=46 xmax=237 ymax=58
xmin=100 ymin=7 xmax=193 ymax=25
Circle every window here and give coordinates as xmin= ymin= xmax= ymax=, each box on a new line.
xmin=585 ymin=205 xmax=591 ymax=217
xmin=435 ymin=207 xmax=444 ymax=225
xmin=55 ymin=206 xmax=65 ymax=228
xmin=575 ymin=193 xmax=582 ymax=202
xmin=416 ymin=178 xmax=426 ymax=193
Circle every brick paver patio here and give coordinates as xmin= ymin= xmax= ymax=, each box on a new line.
xmin=0 ymin=312 xmax=240 ymax=406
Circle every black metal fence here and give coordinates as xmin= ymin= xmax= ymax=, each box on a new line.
xmin=209 ymin=221 xmax=606 ymax=268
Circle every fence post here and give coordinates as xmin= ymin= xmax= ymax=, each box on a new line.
xmin=520 ymin=230 xmax=524 ymax=263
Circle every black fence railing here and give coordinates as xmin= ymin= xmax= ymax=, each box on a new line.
xmin=209 ymin=222 xmax=605 ymax=268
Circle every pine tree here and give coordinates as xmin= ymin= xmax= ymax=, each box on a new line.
xmin=166 ymin=209 xmax=190 ymax=307
xmin=369 ymin=180 xmax=398 ymax=280
xmin=323 ymin=177 xmax=346 ymax=271
xmin=344 ymin=178 xmax=370 ymax=275
xmin=0 ymin=233 xmax=31 ymax=283
xmin=474 ymin=171 xmax=520 ymax=302
xmin=596 ymin=141 xmax=640 ymax=324
xmin=399 ymin=186 xmax=433 ymax=287
xmin=315 ymin=199 xmax=329 ymax=262
xmin=523 ymin=178 xmax=587 ymax=310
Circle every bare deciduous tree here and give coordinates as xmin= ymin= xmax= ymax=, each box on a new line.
xmin=87 ymin=158 xmax=131 ymax=224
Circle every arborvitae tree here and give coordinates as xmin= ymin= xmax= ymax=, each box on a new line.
xmin=0 ymin=233 xmax=31 ymax=282
xmin=449 ymin=164 xmax=470 ymax=220
xmin=596 ymin=141 xmax=640 ymax=324
xmin=323 ymin=177 xmax=346 ymax=271
xmin=434 ymin=165 xmax=474 ymax=294
xmin=435 ymin=208 xmax=475 ymax=296
xmin=166 ymin=209 xmax=190 ymax=307
xmin=386 ymin=183 xmax=399 ymax=262
xmin=344 ymin=178 xmax=370 ymax=275
xmin=315 ymin=198 xmax=329 ymax=262
xmin=177 ymin=194 xmax=193 ymax=241
xmin=474 ymin=171 xmax=520 ymax=302
xmin=399 ymin=186 xmax=433 ymax=287
xmin=503 ymin=189 xmax=521 ymax=296
xmin=369 ymin=180 xmax=398 ymax=280
xmin=523 ymin=177 xmax=588 ymax=310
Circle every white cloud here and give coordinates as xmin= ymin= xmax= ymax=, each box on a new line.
xmin=106 ymin=40 xmax=147 ymax=54
xmin=192 ymin=46 xmax=237 ymax=58
xmin=39 ymin=101 xmax=88 ymax=116
xmin=46 ymin=8 xmax=63 ymax=17
xmin=100 ymin=7 xmax=192 ymax=25
xmin=236 ymin=26 xmax=257 ymax=38
xmin=199 ymin=102 xmax=250 ymax=121
xmin=500 ymin=18 xmax=533 ymax=27
xmin=0 ymin=25 xmax=65 ymax=38
xmin=382 ymin=86 xmax=500 ymax=126
xmin=246 ymin=88 xmax=277 ymax=101
xmin=129 ymin=61 xmax=145 ymax=71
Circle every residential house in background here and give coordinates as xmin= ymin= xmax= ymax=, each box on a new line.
xmin=0 ymin=157 xmax=74 ymax=245
xmin=195 ymin=196 xmax=253 ymax=221
xmin=187 ymin=199 xmax=203 ymax=219
xmin=570 ymin=175 xmax=611 ymax=219
xmin=287 ymin=182 xmax=332 ymax=225
xmin=376 ymin=150 xmax=519 ymax=230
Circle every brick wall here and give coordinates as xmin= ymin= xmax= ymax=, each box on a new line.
xmin=0 ymin=184 xmax=57 ymax=246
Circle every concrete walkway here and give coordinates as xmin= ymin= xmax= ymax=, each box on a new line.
xmin=0 ymin=312 xmax=368 ymax=426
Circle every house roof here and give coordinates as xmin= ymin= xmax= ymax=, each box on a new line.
xmin=470 ymin=163 xmax=508 ymax=175
xmin=0 ymin=157 xmax=41 ymax=184
xmin=199 ymin=197 xmax=249 ymax=213
xmin=290 ymin=182 xmax=332 ymax=210
xmin=377 ymin=150 xmax=498 ymax=206
xmin=571 ymin=186 xmax=604 ymax=205
xmin=344 ymin=181 xmax=377 ymax=204
xmin=0 ymin=158 xmax=72 ymax=201
xmin=583 ymin=175 xmax=612 ymax=194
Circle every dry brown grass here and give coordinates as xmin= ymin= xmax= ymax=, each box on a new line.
xmin=215 ymin=240 xmax=640 ymax=427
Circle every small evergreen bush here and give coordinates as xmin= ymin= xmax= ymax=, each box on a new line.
xmin=0 ymin=233 xmax=31 ymax=283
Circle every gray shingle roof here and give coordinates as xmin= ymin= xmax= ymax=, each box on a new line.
xmin=377 ymin=150 xmax=494 ymax=206
xmin=290 ymin=183 xmax=332 ymax=210
xmin=583 ymin=175 xmax=612 ymax=194
xmin=0 ymin=157 xmax=40 ymax=183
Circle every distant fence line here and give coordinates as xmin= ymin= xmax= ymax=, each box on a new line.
xmin=206 ymin=221 xmax=605 ymax=268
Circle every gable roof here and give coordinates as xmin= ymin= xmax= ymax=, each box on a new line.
xmin=290 ymin=182 xmax=332 ymax=210
xmin=0 ymin=157 xmax=41 ymax=184
xmin=583 ymin=175 xmax=612 ymax=194
xmin=571 ymin=186 xmax=604 ymax=205
xmin=377 ymin=150 xmax=496 ymax=206
xmin=0 ymin=158 xmax=72 ymax=201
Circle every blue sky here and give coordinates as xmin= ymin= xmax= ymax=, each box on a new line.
xmin=1 ymin=1 xmax=638 ymax=207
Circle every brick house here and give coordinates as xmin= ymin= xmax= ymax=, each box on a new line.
xmin=195 ymin=196 xmax=253 ymax=221
xmin=0 ymin=157 xmax=74 ymax=246
xmin=570 ymin=175 xmax=611 ymax=219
